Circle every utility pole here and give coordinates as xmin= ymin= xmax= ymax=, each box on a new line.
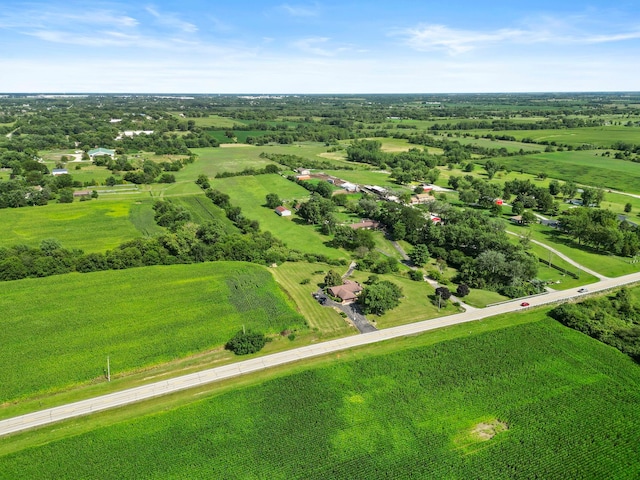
xmin=107 ymin=356 xmax=111 ymax=382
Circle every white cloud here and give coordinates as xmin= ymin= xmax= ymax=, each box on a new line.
xmin=145 ymin=6 xmax=198 ymax=33
xmin=397 ymin=19 xmax=640 ymax=55
xmin=279 ymin=3 xmax=320 ymax=17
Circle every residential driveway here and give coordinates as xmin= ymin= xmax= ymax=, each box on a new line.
xmin=315 ymin=290 xmax=377 ymax=333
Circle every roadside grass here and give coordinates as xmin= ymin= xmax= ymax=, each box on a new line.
xmin=463 ymin=289 xmax=509 ymax=308
xmin=0 ymin=262 xmax=305 ymax=405
xmin=506 ymin=233 xmax=599 ymax=289
xmin=270 ymin=262 xmax=356 ymax=335
xmin=505 ymin=223 xmax=639 ymax=277
xmin=4 ymin=316 xmax=640 ymax=479
xmin=0 ymin=198 xmax=144 ymax=252
xmin=211 ymin=174 xmax=347 ymax=259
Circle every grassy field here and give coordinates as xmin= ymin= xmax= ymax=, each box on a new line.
xmin=3 ymin=316 xmax=640 ymax=479
xmin=0 ymin=198 xmax=150 ymax=252
xmin=0 ymin=262 xmax=305 ymax=404
xmin=470 ymin=125 xmax=640 ymax=148
xmin=168 ymin=194 xmax=237 ymax=232
xmin=211 ymin=174 xmax=347 ymax=259
xmin=486 ymin=150 xmax=640 ymax=193
xmin=463 ymin=288 xmax=509 ymax=307
xmin=506 ymin=223 xmax=640 ymax=277
xmin=270 ymin=262 xmax=355 ymax=335
xmin=323 ymin=169 xmax=399 ymax=188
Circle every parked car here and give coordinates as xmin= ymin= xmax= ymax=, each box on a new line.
xmin=520 ymin=302 xmax=530 ymax=307
xmin=578 ymin=288 xmax=588 ymax=293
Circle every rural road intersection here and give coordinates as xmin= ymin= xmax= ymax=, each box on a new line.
xmin=1 ymin=271 xmax=640 ymax=437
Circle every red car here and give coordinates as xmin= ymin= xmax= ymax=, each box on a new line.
xmin=520 ymin=302 xmax=530 ymax=307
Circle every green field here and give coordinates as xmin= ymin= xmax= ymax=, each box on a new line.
xmin=211 ymin=174 xmax=348 ymax=259
xmin=473 ymin=125 xmax=640 ymax=148
xmin=0 ymin=198 xmax=151 ymax=252
xmin=0 ymin=262 xmax=305 ymax=403
xmin=490 ymin=150 xmax=640 ymax=193
xmin=3 ymin=317 xmax=640 ymax=479
xmin=506 ymin=223 xmax=640 ymax=278
xmin=270 ymin=262 xmax=356 ymax=335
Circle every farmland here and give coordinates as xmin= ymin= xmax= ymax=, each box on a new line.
xmin=2 ymin=316 xmax=640 ymax=479
xmin=0 ymin=198 xmax=149 ymax=252
xmin=0 ymin=262 xmax=305 ymax=404
xmin=489 ymin=151 xmax=640 ymax=193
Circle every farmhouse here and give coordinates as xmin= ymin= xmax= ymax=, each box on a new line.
xmin=296 ymin=168 xmax=311 ymax=175
xmin=73 ymin=190 xmax=91 ymax=198
xmin=328 ymin=280 xmax=363 ymax=303
xmin=349 ymin=219 xmax=380 ymax=230
xmin=51 ymin=168 xmax=68 ymax=176
xmin=88 ymin=148 xmax=115 ymax=159
xmin=340 ymin=182 xmax=358 ymax=192
xmin=410 ymin=193 xmax=433 ymax=205
xmin=275 ymin=206 xmax=292 ymax=216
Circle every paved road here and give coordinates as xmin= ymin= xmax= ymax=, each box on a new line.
xmin=2 ymin=271 xmax=640 ymax=438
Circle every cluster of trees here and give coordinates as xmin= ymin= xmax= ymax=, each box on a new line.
xmin=215 ymin=164 xmax=280 ymax=178
xmin=225 ymin=329 xmax=268 ymax=355
xmin=259 ymin=152 xmax=354 ymax=171
xmin=94 ymin=155 xmax=191 ymax=185
xmin=550 ymin=288 xmax=640 ymax=360
xmin=559 ymin=208 xmax=640 ymax=256
xmin=358 ymin=279 xmax=403 ymax=315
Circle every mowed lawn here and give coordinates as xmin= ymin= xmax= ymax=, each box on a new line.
xmin=0 ymin=198 xmax=150 ymax=252
xmin=493 ymin=150 xmax=640 ymax=193
xmin=4 ymin=318 xmax=640 ymax=479
xmin=270 ymin=262 xmax=355 ymax=335
xmin=211 ymin=174 xmax=348 ymax=259
xmin=0 ymin=262 xmax=305 ymax=404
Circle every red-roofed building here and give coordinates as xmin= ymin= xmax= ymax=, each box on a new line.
xmin=275 ymin=206 xmax=292 ymax=216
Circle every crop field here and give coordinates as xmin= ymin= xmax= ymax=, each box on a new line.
xmin=187 ymin=115 xmax=247 ymax=128
xmin=168 ymin=194 xmax=237 ymax=231
xmin=3 ymin=318 xmax=640 ymax=479
xmin=0 ymin=262 xmax=304 ymax=404
xmin=473 ymin=125 xmax=640 ymax=148
xmin=490 ymin=150 xmax=640 ymax=193
xmin=211 ymin=174 xmax=347 ymax=259
xmin=0 ymin=198 xmax=147 ymax=252
xmin=270 ymin=262 xmax=355 ymax=335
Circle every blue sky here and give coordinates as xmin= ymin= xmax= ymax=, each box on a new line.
xmin=1 ymin=0 xmax=639 ymax=93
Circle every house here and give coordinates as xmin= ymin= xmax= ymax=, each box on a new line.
xmin=410 ymin=193 xmax=433 ymax=205
xmin=328 ymin=280 xmax=363 ymax=303
xmin=88 ymin=148 xmax=115 ymax=159
xmin=341 ymin=182 xmax=358 ymax=192
xmin=73 ymin=190 xmax=91 ymax=198
xmin=510 ymin=215 xmax=524 ymax=225
xmin=275 ymin=206 xmax=292 ymax=216
xmin=296 ymin=168 xmax=311 ymax=175
xmin=51 ymin=168 xmax=68 ymax=176
xmin=494 ymin=198 xmax=504 ymax=206
xmin=296 ymin=174 xmax=311 ymax=181
xmin=349 ymin=219 xmax=380 ymax=230
xmin=429 ymin=214 xmax=442 ymax=224
xmin=540 ymin=219 xmax=560 ymax=228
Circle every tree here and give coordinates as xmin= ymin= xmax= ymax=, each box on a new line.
xmin=324 ymin=269 xmax=343 ymax=288
xmin=484 ymin=160 xmax=500 ymax=180
xmin=489 ymin=202 xmax=502 ymax=217
xmin=195 ymin=174 xmax=210 ymax=190
xmin=408 ymin=244 xmax=430 ymax=267
xmin=435 ymin=286 xmax=452 ymax=300
xmin=456 ymin=284 xmax=470 ymax=297
xmin=549 ymin=179 xmax=561 ymax=196
xmin=511 ymin=201 xmax=524 ymax=215
xmin=265 ymin=193 xmax=281 ymax=209
xmin=521 ymin=210 xmax=537 ymax=225
xmin=225 ymin=330 xmax=267 ymax=355
xmin=358 ymin=280 xmax=403 ymax=315
xmin=625 ymin=202 xmax=632 ymax=213
xmin=57 ymin=188 xmax=74 ymax=203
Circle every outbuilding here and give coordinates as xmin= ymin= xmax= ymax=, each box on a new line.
xmin=275 ymin=206 xmax=292 ymax=216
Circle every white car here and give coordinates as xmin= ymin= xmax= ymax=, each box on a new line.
xmin=578 ymin=288 xmax=588 ymax=293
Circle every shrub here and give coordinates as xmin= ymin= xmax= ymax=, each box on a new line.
xmin=225 ymin=330 xmax=267 ymax=355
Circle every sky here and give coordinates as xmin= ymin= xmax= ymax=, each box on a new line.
xmin=1 ymin=0 xmax=640 ymax=93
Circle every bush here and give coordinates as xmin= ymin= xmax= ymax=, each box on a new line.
xmin=300 ymin=278 xmax=310 ymax=285
xmin=225 ymin=330 xmax=267 ymax=355
xmin=408 ymin=270 xmax=423 ymax=281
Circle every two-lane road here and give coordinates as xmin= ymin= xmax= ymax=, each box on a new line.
xmin=1 ymin=271 xmax=639 ymax=437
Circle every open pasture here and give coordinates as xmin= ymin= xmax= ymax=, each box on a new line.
xmin=0 ymin=262 xmax=304 ymax=404
xmin=473 ymin=126 xmax=640 ymax=148
xmin=211 ymin=174 xmax=347 ymax=259
xmin=491 ymin=150 xmax=640 ymax=193
xmin=0 ymin=198 xmax=149 ymax=252
xmin=3 ymin=318 xmax=640 ymax=479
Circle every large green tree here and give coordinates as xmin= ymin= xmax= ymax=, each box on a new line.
xmin=358 ymin=280 xmax=403 ymax=315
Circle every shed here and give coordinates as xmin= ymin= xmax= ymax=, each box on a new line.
xmin=275 ymin=206 xmax=292 ymax=216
